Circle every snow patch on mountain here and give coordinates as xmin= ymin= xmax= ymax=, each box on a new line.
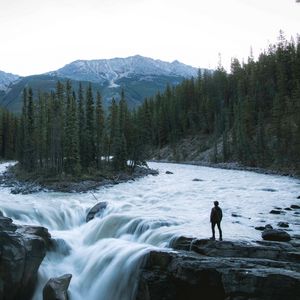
xmin=48 ymin=55 xmax=199 ymax=85
xmin=0 ymin=70 xmax=20 ymax=91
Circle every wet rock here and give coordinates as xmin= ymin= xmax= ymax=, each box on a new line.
xmin=165 ymin=171 xmax=173 ymax=174
xmin=297 ymin=196 xmax=300 ymax=199
xmin=171 ymin=237 xmax=299 ymax=262
xmin=0 ymin=217 xmax=50 ymax=300
xmin=269 ymin=210 xmax=282 ymax=215
xmin=291 ymin=204 xmax=300 ymax=209
xmin=50 ymin=238 xmax=71 ymax=256
xmin=285 ymin=207 xmax=292 ymax=211
xmin=231 ymin=213 xmax=242 ymax=218
xmin=137 ymin=238 xmax=300 ymax=300
xmin=255 ymin=226 xmax=266 ymax=231
xmin=262 ymin=228 xmax=291 ymax=242
xmin=261 ymin=188 xmax=277 ymax=192
xmin=274 ymin=206 xmax=282 ymax=210
xmin=192 ymin=178 xmax=203 ymax=182
xmin=86 ymin=201 xmax=108 ymax=222
xmin=265 ymin=224 xmax=273 ymax=230
xmin=43 ymin=274 xmax=72 ymax=300
xmin=17 ymin=225 xmax=52 ymax=249
xmin=277 ymin=222 xmax=289 ymax=228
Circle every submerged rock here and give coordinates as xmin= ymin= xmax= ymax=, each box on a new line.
xmin=192 ymin=178 xmax=203 ymax=182
xmin=86 ymin=201 xmax=108 ymax=222
xmin=291 ymin=204 xmax=300 ymax=209
xmin=43 ymin=274 xmax=72 ymax=300
xmin=0 ymin=216 xmax=51 ymax=300
xmin=165 ymin=171 xmax=173 ymax=174
xmin=50 ymin=238 xmax=72 ymax=256
xmin=231 ymin=213 xmax=242 ymax=218
xmin=277 ymin=222 xmax=289 ymax=228
xmin=269 ymin=210 xmax=282 ymax=215
xmin=255 ymin=226 xmax=266 ymax=231
xmin=262 ymin=228 xmax=291 ymax=242
xmin=136 ymin=237 xmax=300 ymax=300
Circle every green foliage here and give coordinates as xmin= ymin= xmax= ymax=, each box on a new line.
xmin=13 ymin=82 xmax=145 ymax=176
xmin=134 ymin=34 xmax=300 ymax=173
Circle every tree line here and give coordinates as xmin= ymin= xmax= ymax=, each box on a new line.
xmin=10 ymin=82 xmax=146 ymax=176
xmin=134 ymin=32 xmax=300 ymax=173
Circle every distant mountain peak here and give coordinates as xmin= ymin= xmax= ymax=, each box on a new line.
xmin=0 ymin=70 xmax=20 ymax=91
xmin=48 ymin=55 xmax=199 ymax=86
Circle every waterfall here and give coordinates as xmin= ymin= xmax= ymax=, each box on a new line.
xmin=0 ymin=161 xmax=299 ymax=299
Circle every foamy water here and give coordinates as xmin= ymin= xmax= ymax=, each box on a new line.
xmin=0 ymin=162 xmax=299 ymax=300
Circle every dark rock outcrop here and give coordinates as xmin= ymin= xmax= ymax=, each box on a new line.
xmin=86 ymin=201 xmax=108 ymax=222
xmin=0 ymin=216 xmax=51 ymax=300
xmin=262 ymin=228 xmax=291 ymax=242
xmin=136 ymin=238 xmax=300 ymax=300
xmin=165 ymin=171 xmax=173 ymax=174
xmin=43 ymin=274 xmax=72 ymax=300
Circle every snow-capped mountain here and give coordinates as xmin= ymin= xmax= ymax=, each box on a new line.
xmin=49 ymin=55 xmax=199 ymax=87
xmin=0 ymin=56 xmax=205 ymax=113
xmin=0 ymin=70 xmax=20 ymax=91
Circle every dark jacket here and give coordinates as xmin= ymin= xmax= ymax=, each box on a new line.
xmin=210 ymin=206 xmax=222 ymax=223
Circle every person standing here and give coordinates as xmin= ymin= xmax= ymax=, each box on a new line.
xmin=210 ymin=201 xmax=223 ymax=241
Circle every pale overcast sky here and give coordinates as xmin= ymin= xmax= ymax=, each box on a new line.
xmin=0 ymin=0 xmax=299 ymax=76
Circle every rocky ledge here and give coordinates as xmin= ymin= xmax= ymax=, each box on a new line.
xmin=0 ymin=215 xmax=51 ymax=300
xmin=136 ymin=237 xmax=300 ymax=300
xmin=0 ymin=165 xmax=158 ymax=194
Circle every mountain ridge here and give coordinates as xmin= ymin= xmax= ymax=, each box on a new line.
xmin=47 ymin=55 xmax=199 ymax=86
xmin=0 ymin=55 xmax=205 ymax=113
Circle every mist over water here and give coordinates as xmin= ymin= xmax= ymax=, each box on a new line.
xmin=0 ymin=162 xmax=299 ymax=300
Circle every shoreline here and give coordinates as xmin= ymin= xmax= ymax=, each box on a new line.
xmin=150 ymin=159 xmax=300 ymax=179
xmin=0 ymin=164 xmax=159 ymax=194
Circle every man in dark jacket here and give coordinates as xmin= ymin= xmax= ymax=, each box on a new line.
xmin=210 ymin=201 xmax=222 ymax=241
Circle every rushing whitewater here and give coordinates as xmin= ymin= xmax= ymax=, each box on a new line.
xmin=0 ymin=162 xmax=299 ymax=300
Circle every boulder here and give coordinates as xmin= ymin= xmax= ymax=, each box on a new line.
xmin=136 ymin=238 xmax=300 ymax=300
xmin=297 ymin=196 xmax=300 ymax=199
xmin=277 ymin=222 xmax=289 ymax=228
xmin=255 ymin=226 xmax=266 ymax=231
xmin=165 ymin=171 xmax=173 ymax=174
xmin=285 ymin=207 xmax=292 ymax=211
xmin=291 ymin=204 xmax=300 ymax=209
xmin=269 ymin=210 xmax=282 ymax=215
xmin=0 ymin=216 xmax=51 ymax=300
xmin=262 ymin=228 xmax=291 ymax=242
xmin=86 ymin=201 xmax=108 ymax=222
xmin=43 ymin=274 xmax=72 ymax=300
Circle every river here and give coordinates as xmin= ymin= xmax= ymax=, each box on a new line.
xmin=0 ymin=162 xmax=299 ymax=300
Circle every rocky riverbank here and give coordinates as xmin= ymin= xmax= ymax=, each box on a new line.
xmin=136 ymin=237 xmax=300 ymax=300
xmin=0 ymin=164 xmax=158 ymax=194
xmin=0 ymin=214 xmax=51 ymax=300
xmin=1 ymin=206 xmax=300 ymax=300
